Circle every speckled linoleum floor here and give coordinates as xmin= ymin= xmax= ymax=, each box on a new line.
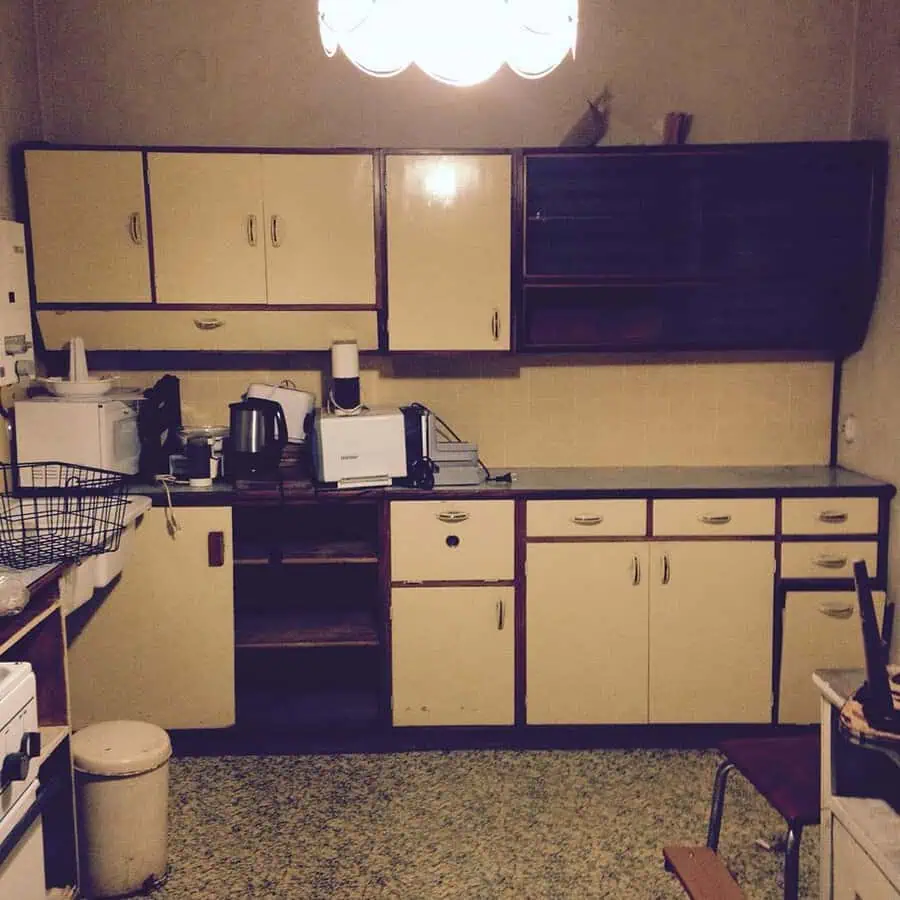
xmin=151 ymin=749 xmax=818 ymax=900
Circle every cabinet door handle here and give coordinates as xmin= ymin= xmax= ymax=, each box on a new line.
xmin=819 ymin=602 xmax=854 ymax=619
xmin=247 ymin=214 xmax=258 ymax=247
xmin=496 ymin=599 xmax=505 ymax=630
xmin=698 ymin=513 xmax=732 ymax=526
xmin=193 ymin=317 xmax=225 ymax=331
xmin=631 ymin=554 xmax=641 ymax=586
xmin=661 ymin=553 xmax=670 ymax=585
xmin=571 ymin=514 xmax=604 ymax=526
xmin=128 ymin=212 xmax=144 ymax=245
xmin=813 ymin=553 xmax=849 ymax=570
xmin=208 ymin=531 xmax=225 ymax=567
xmin=270 ymin=214 xmax=281 ymax=248
xmin=818 ymin=510 xmax=849 ymax=524
xmin=491 ymin=309 xmax=500 ymax=341
xmin=437 ymin=510 xmax=469 ymax=524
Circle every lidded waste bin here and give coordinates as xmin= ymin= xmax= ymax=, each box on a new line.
xmin=72 ymin=720 xmax=172 ymax=898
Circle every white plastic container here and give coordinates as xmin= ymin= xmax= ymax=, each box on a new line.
xmin=94 ymin=495 xmax=152 ymax=589
xmin=73 ymin=720 xmax=172 ymax=898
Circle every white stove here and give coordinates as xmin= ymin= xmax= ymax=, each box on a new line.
xmin=0 ymin=662 xmax=45 ymax=900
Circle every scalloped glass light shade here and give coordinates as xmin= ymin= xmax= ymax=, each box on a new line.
xmin=318 ymin=0 xmax=578 ymax=86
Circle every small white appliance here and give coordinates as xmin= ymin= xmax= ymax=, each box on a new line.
xmin=14 ymin=396 xmax=141 ymax=475
xmin=244 ymin=383 xmax=315 ymax=444
xmin=0 ymin=221 xmax=36 ymax=388
xmin=313 ymin=407 xmax=407 ymax=489
xmin=0 ymin=662 xmax=44 ymax=900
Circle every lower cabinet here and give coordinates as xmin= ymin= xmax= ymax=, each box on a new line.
xmin=526 ymin=540 xmax=775 ymax=725
xmin=67 ymin=506 xmax=235 ymax=730
xmin=649 ymin=541 xmax=774 ymax=723
xmin=527 ymin=542 xmax=649 ymax=724
xmin=391 ymin=586 xmax=515 ymax=726
xmin=832 ymin=818 xmax=899 ymax=900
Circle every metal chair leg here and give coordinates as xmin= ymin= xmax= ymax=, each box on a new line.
xmin=783 ymin=824 xmax=803 ymax=900
xmin=706 ymin=759 xmax=736 ymax=851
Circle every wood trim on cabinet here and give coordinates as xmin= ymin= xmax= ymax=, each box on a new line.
xmin=514 ymin=497 xmax=527 ymax=727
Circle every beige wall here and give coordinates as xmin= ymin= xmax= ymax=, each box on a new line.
xmin=840 ymin=0 xmax=900 ymax=596
xmin=0 ymin=0 xmax=42 ymax=217
xmin=7 ymin=0 xmax=866 ymax=469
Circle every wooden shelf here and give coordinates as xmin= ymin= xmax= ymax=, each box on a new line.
xmin=233 ymin=539 xmax=378 ymax=566
xmin=38 ymin=725 xmax=70 ymax=765
xmin=235 ymin=608 xmax=379 ymax=649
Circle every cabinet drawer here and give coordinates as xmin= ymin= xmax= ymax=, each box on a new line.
xmin=653 ymin=499 xmax=775 ymax=536
xmin=833 ymin=818 xmax=898 ymax=900
xmin=780 ymin=542 xmax=878 ymax=580
xmin=782 ymin=497 xmax=879 ymax=535
xmin=527 ymin=500 xmax=646 ymax=537
xmin=390 ymin=500 xmax=514 ymax=583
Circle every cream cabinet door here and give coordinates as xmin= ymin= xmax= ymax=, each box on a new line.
xmin=391 ymin=586 xmax=514 ymax=726
xmin=262 ymin=154 xmax=376 ymax=305
xmin=648 ymin=541 xmax=775 ymax=723
xmin=148 ymin=152 xmax=266 ymax=304
xmin=68 ymin=506 xmax=235 ymax=729
xmin=527 ymin=543 xmax=649 ymax=724
xmin=24 ymin=150 xmax=152 ymax=304
xmin=386 ymin=154 xmax=511 ymax=350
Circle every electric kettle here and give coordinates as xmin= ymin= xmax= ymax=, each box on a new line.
xmin=226 ymin=397 xmax=287 ymax=478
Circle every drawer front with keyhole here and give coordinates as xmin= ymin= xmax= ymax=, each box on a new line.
xmin=390 ymin=500 xmax=515 ymax=583
xmin=526 ymin=499 xmax=647 ymax=537
xmin=780 ymin=541 xmax=878 ymax=580
xmin=653 ymin=498 xmax=775 ymax=536
xmin=782 ymin=497 xmax=879 ymax=535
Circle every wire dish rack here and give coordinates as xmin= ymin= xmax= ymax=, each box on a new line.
xmin=0 ymin=462 xmax=130 ymax=569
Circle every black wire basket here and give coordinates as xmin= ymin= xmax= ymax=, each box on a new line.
xmin=0 ymin=462 xmax=130 ymax=569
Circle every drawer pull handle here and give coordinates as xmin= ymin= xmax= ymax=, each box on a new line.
xmin=631 ymin=554 xmax=641 ymax=586
xmin=814 ymin=554 xmax=849 ymax=570
xmin=571 ymin=514 xmax=604 ymax=526
xmin=661 ymin=553 xmax=670 ymax=585
xmin=437 ymin=511 xmax=469 ymax=524
xmin=818 ymin=510 xmax=849 ymax=524
xmin=699 ymin=514 xmax=732 ymax=526
xmin=820 ymin=603 xmax=854 ymax=619
xmin=497 ymin=599 xmax=505 ymax=631
xmin=193 ymin=317 xmax=225 ymax=331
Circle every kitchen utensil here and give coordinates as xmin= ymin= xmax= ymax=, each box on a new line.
xmin=226 ymin=397 xmax=287 ymax=478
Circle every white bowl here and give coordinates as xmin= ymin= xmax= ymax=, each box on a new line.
xmin=41 ymin=377 xmax=116 ymax=397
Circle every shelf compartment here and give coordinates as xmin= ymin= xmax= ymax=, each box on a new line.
xmin=235 ymin=608 xmax=379 ymax=649
xmin=233 ymin=538 xmax=378 ymax=566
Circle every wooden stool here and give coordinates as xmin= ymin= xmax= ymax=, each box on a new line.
xmin=664 ymin=733 xmax=820 ymax=900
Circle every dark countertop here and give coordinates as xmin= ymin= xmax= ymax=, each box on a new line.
xmin=133 ymin=465 xmax=896 ymax=506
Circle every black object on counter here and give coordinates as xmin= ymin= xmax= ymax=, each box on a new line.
xmin=138 ymin=375 xmax=182 ymax=479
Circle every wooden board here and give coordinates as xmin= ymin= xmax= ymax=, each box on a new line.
xmin=663 ymin=846 xmax=746 ymax=900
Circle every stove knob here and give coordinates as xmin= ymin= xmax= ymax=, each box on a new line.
xmin=21 ymin=731 xmax=41 ymax=759
xmin=2 ymin=751 xmax=29 ymax=784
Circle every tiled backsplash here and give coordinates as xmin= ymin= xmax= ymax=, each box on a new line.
xmin=107 ymin=358 xmax=834 ymax=469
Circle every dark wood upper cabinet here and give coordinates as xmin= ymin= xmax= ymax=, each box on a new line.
xmin=520 ymin=142 xmax=887 ymax=356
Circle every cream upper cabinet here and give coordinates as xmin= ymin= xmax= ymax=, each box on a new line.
xmin=648 ymin=541 xmax=775 ymax=724
xmin=67 ymin=506 xmax=235 ymax=730
xmin=24 ymin=149 xmax=152 ymax=304
xmin=148 ymin=151 xmax=376 ymax=305
xmin=527 ymin=542 xmax=649 ymax=724
xmin=148 ymin=152 xmax=267 ymax=304
xmin=261 ymin=154 xmax=375 ymax=305
xmin=391 ymin=586 xmax=514 ymax=726
xmin=386 ymin=153 xmax=511 ymax=350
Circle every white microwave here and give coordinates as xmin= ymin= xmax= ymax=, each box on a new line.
xmin=14 ymin=397 xmax=140 ymax=475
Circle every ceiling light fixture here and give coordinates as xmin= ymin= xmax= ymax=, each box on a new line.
xmin=318 ymin=0 xmax=578 ymax=87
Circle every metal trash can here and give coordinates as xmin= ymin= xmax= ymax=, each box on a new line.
xmin=72 ymin=721 xmax=172 ymax=898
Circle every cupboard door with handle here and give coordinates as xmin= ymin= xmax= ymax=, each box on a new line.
xmin=24 ymin=150 xmax=152 ymax=304
xmin=386 ymin=154 xmax=511 ymax=350
xmin=67 ymin=506 xmax=235 ymax=729
xmin=391 ymin=586 xmax=514 ymax=726
xmin=527 ymin=543 xmax=649 ymax=724
xmin=648 ymin=541 xmax=774 ymax=723
xmin=149 ymin=152 xmax=266 ymax=304
xmin=262 ymin=154 xmax=376 ymax=305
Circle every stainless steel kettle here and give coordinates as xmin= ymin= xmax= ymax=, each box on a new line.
xmin=227 ymin=397 xmax=287 ymax=477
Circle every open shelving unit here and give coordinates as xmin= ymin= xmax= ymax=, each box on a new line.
xmin=231 ymin=499 xmax=386 ymax=731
